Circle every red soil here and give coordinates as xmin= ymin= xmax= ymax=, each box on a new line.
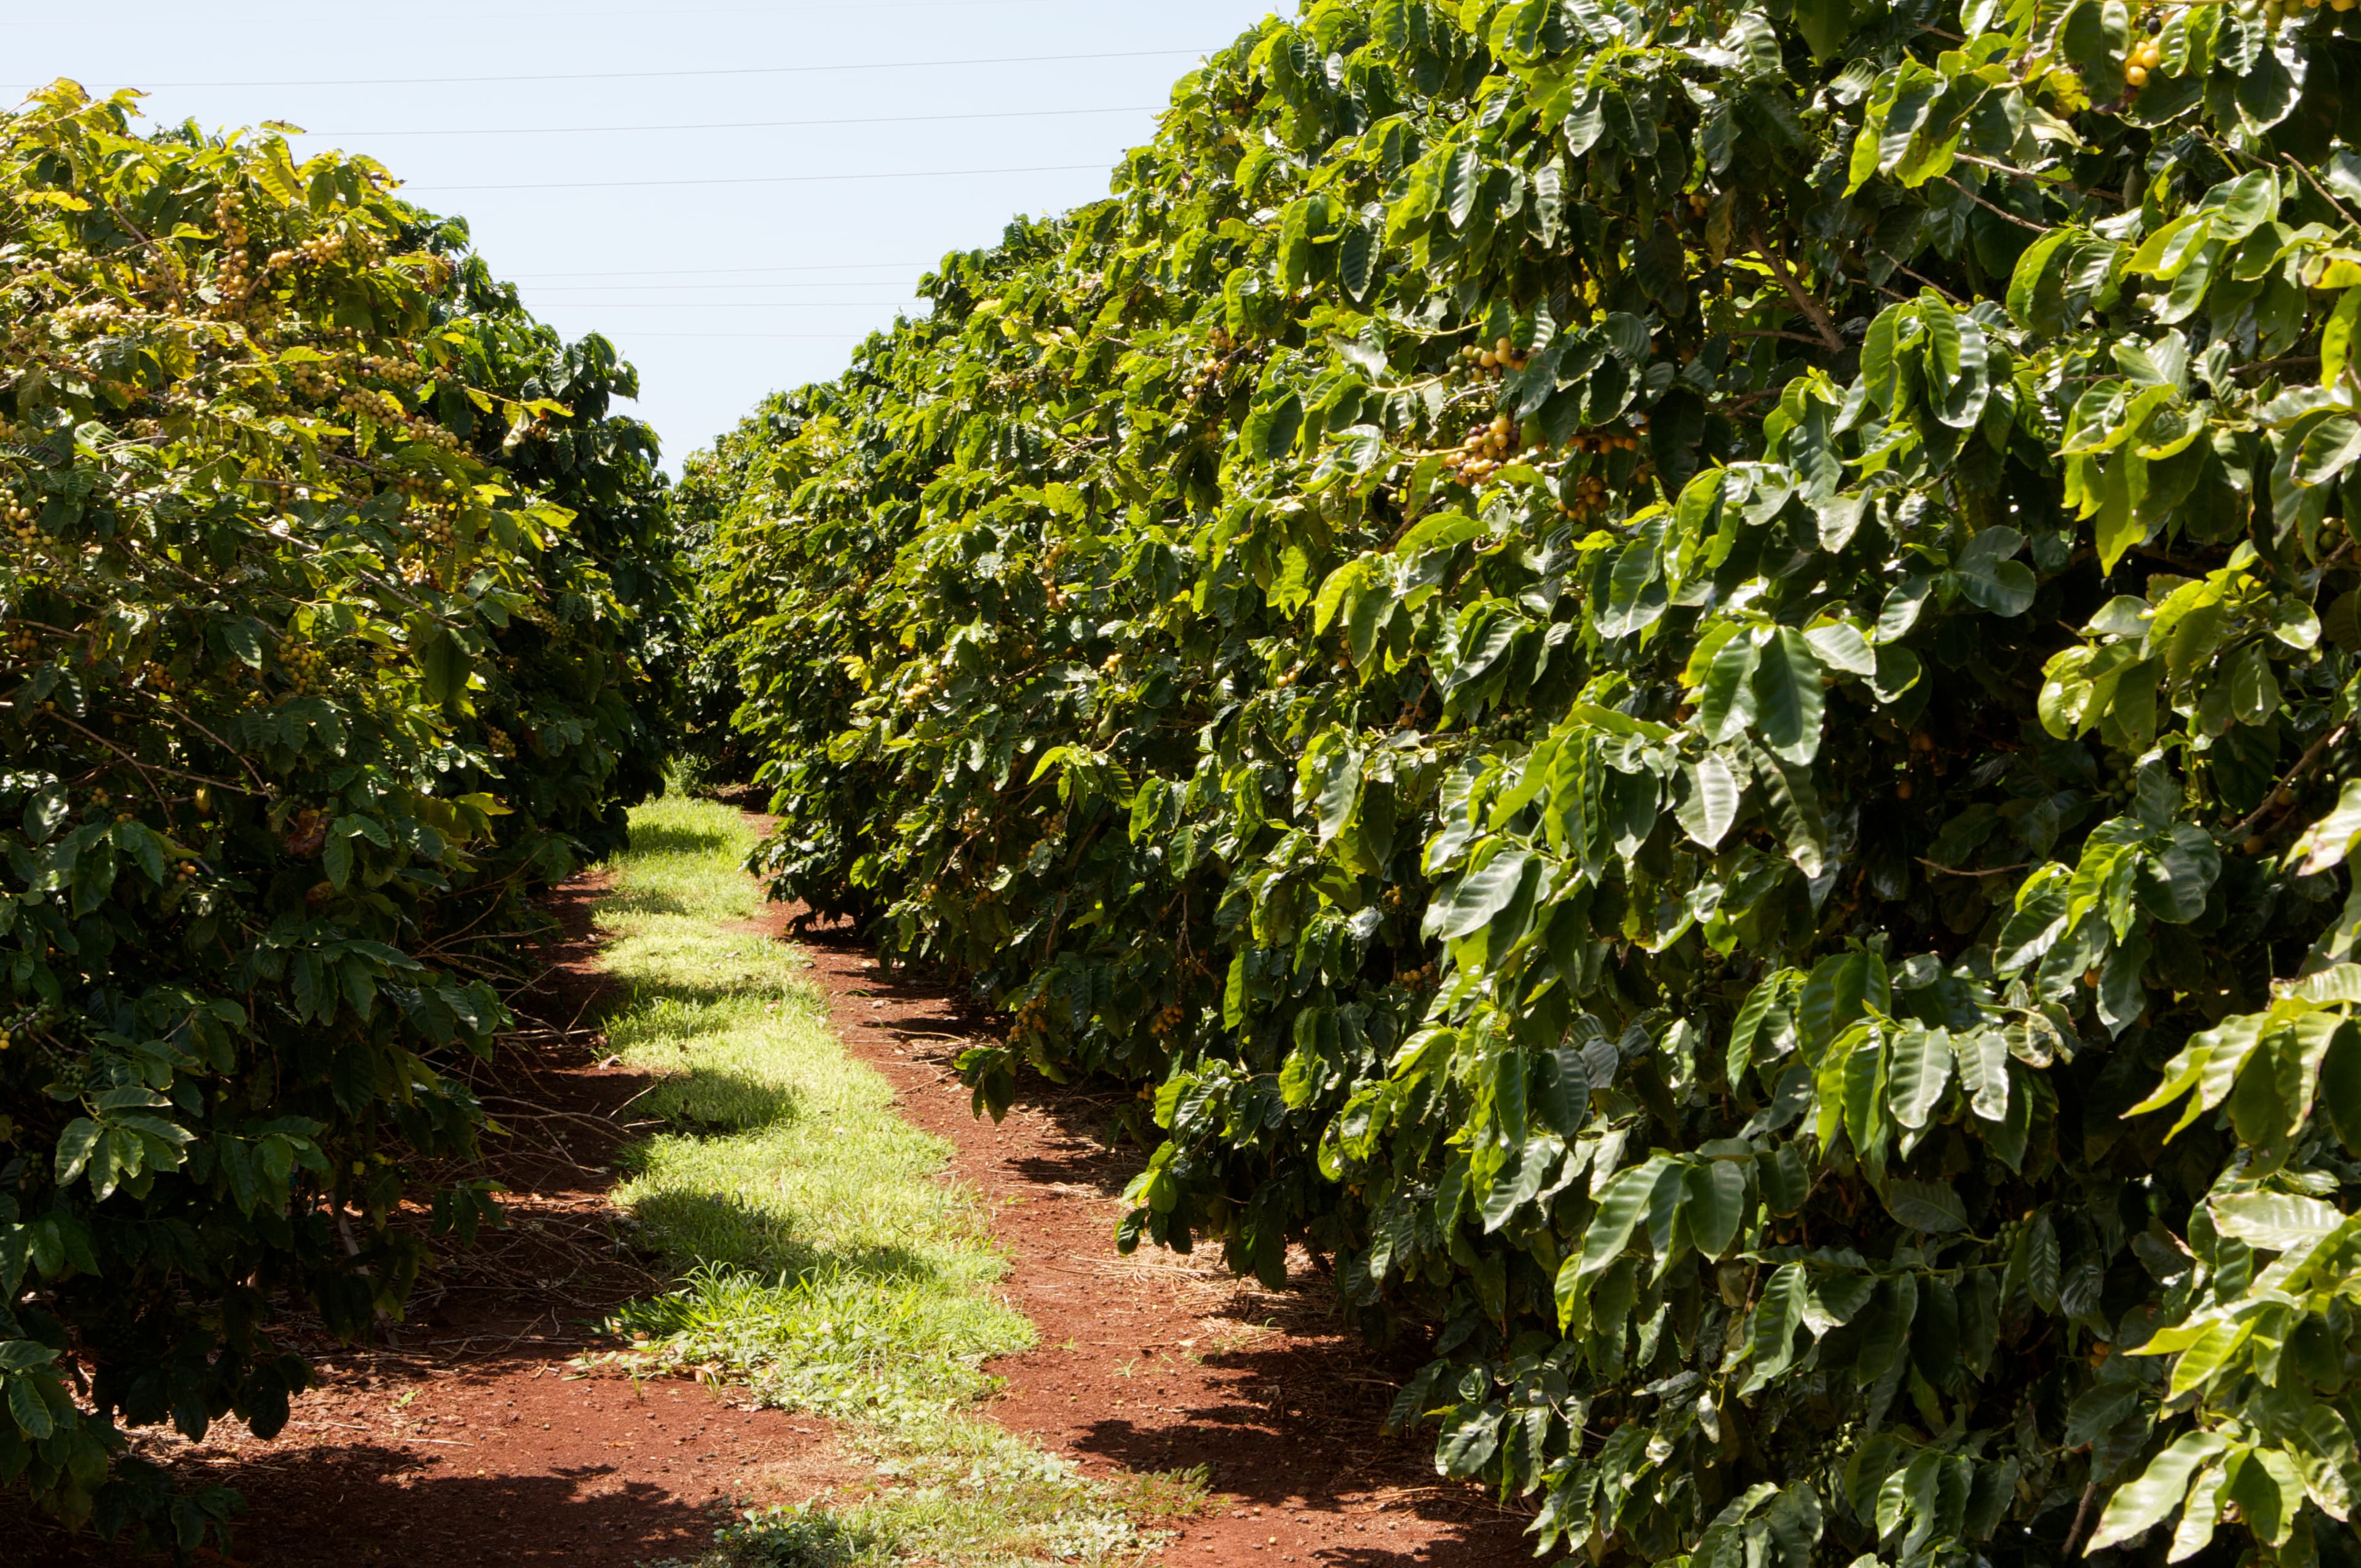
xmin=778 ymin=914 xmax=1533 ymax=1568
xmin=7 ymin=817 xmax=1528 ymax=1566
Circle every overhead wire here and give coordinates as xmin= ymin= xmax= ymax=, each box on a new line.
xmin=529 ymin=301 xmax=926 ymax=309
xmin=523 ymin=282 xmax=924 ymax=293
xmin=292 ymin=104 xmax=1163 ymax=139
xmin=77 ymin=46 xmax=1216 ymax=91
xmin=18 ymin=0 xmax=1070 ymax=22
xmin=506 ymin=262 xmax=927 ymax=279
xmin=406 ymin=163 xmax=1111 ymax=194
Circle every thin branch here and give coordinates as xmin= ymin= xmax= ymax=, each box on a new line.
xmin=2229 ymin=354 xmax=2322 ymax=382
xmin=1919 ymin=858 xmax=2035 ymax=878
xmin=1729 ymin=328 xmax=1837 ymax=347
xmin=2063 ymin=1479 xmax=2100 ymax=1559
xmin=38 ymin=707 xmax=227 ymax=803
xmin=1885 ymin=258 xmax=1971 ymax=306
xmin=1749 ymin=227 xmax=1845 ymax=354
xmin=2227 ymin=723 xmax=2352 ymax=843
xmin=2282 ymin=153 xmax=2361 ymax=230
xmin=1944 ymin=176 xmax=2050 ymax=235
xmin=1950 ymin=152 xmax=2066 ymax=185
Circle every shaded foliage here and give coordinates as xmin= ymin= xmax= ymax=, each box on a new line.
xmin=697 ymin=4 xmax=2361 ymax=1567
xmin=0 ymin=82 xmax=679 ymax=1551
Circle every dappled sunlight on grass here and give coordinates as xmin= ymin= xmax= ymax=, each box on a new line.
xmin=593 ymin=796 xmax=1029 ymax=1409
xmin=596 ymin=797 xmax=1203 ymax=1568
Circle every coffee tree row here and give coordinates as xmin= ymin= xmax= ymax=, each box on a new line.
xmin=0 ymin=82 xmax=679 ymax=1550
xmin=697 ymin=2 xmax=2361 ymax=1566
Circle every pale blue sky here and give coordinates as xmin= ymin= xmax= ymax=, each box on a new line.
xmin=9 ymin=0 xmax=1282 ymax=467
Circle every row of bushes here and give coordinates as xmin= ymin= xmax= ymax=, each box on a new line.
xmin=0 ymin=82 xmax=679 ymax=1550
xmin=689 ymin=2 xmax=2361 ymax=1565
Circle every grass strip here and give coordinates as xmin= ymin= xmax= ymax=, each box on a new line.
xmin=577 ymin=797 xmax=1202 ymax=1566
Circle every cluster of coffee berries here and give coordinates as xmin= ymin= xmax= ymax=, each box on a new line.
xmin=2264 ymin=0 xmax=2353 ymax=24
xmin=1561 ymin=472 xmax=1613 ymax=518
xmin=484 ymin=726 xmax=516 ymax=758
xmin=280 ymin=639 xmax=329 ymax=695
xmin=289 ymin=361 xmax=339 ymax=400
xmin=1455 ymin=335 xmax=1530 ymax=376
xmin=1684 ymin=191 xmax=1712 ymax=218
xmin=1187 ymin=331 xmax=1235 ymax=398
xmin=2124 ymin=33 xmax=2164 ymax=87
xmin=1013 ymin=995 xmax=1053 ymax=1036
xmin=411 ymin=504 xmax=459 ymax=554
xmin=5 ymin=497 xmax=36 ymax=543
xmin=339 ymin=387 xmax=407 ymax=424
xmin=902 ymin=664 xmax=946 ymax=707
xmin=1187 ymin=360 xmax=1228 ymax=398
xmin=286 ymin=229 xmax=350 ymax=269
xmin=54 ymin=300 xmax=125 ymax=336
xmin=1148 ymin=1002 xmax=1189 ymax=1038
xmin=1444 ymin=414 xmax=1525 ymax=484
xmin=1395 ymin=961 xmax=1440 ymax=990
xmin=212 ymin=192 xmax=253 ymax=310
xmin=7 ymin=626 xmax=39 ymax=658
xmin=1570 ymin=424 xmax=1645 ymax=454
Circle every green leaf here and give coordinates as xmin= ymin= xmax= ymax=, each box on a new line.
xmin=1683 ymin=752 xmax=1741 ymax=849
xmin=419 ymin=628 xmax=473 ymax=709
xmin=2210 ymin=1191 xmax=2344 ymax=1251
xmin=1882 ymin=1178 xmax=1967 ymax=1232
xmin=1744 ymin=1262 xmax=1811 ymax=1390
xmin=1886 ymin=1026 xmax=1953 ymax=1130
xmin=2087 ymin=1432 xmax=2231 ymax=1553
xmin=1339 ymin=223 xmax=1375 ymax=301
xmin=1685 ymin=1158 xmax=1746 ymax=1259
xmin=1950 ymin=1029 xmax=2011 ymax=1122
xmin=1436 ymin=1405 xmax=1503 ymax=1478
xmin=1954 ymin=528 xmax=2036 ymax=616
xmin=2295 ymin=417 xmax=2361 ymax=489
xmin=7 ymin=1374 xmax=54 ymax=1441
xmin=1789 ymin=0 xmax=1859 ymax=60
xmin=1751 ymin=628 xmax=1825 ymax=765
xmin=54 ymin=1118 xmax=101 ymax=1185
xmin=1436 ymin=846 xmax=1532 ymax=940
xmin=1579 ymin=1155 xmax=1672 ymax=1277
xmin=1699 ymin=632 xmax=1760 ymax=742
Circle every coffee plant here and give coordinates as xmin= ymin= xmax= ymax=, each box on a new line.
xmin=694 ymin=0 xmax=2361 ymax=1562
xmin=0 ymin=81 xmax=679 ymax=1551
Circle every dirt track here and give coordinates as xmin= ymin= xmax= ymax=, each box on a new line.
xmin=7 ymin=817 xmax=1527 ymax=1566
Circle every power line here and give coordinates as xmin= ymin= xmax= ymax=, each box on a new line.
xmin=93 ymin=46 xmax=1212 ymax=91
xmin=585 ymin=328 xmax=883 ymax=335
xmin=523 ymin=282 xmax=922 ymax=293
xmin=531 ymin=301 xmax=926 ymax=309
xmin=18 ymin=0 xmax=1072 ymax=23
xmin=408 ymin=162 xmax=1109 ymax=194
xmin=295 ymin=104 xmax=1162 ymax=139
xmin=507 ymin=262 xmax=927 ymax=280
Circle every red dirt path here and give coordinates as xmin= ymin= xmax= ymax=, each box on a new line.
xmin=775 ymin=910 xmax=1532 ymax=1568
xmin=8 ymin=817 xmax=1529 ymax=1566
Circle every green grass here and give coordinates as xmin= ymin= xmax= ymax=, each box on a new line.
xmin=585 ymin=797 xmax=1203 ymax=1566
